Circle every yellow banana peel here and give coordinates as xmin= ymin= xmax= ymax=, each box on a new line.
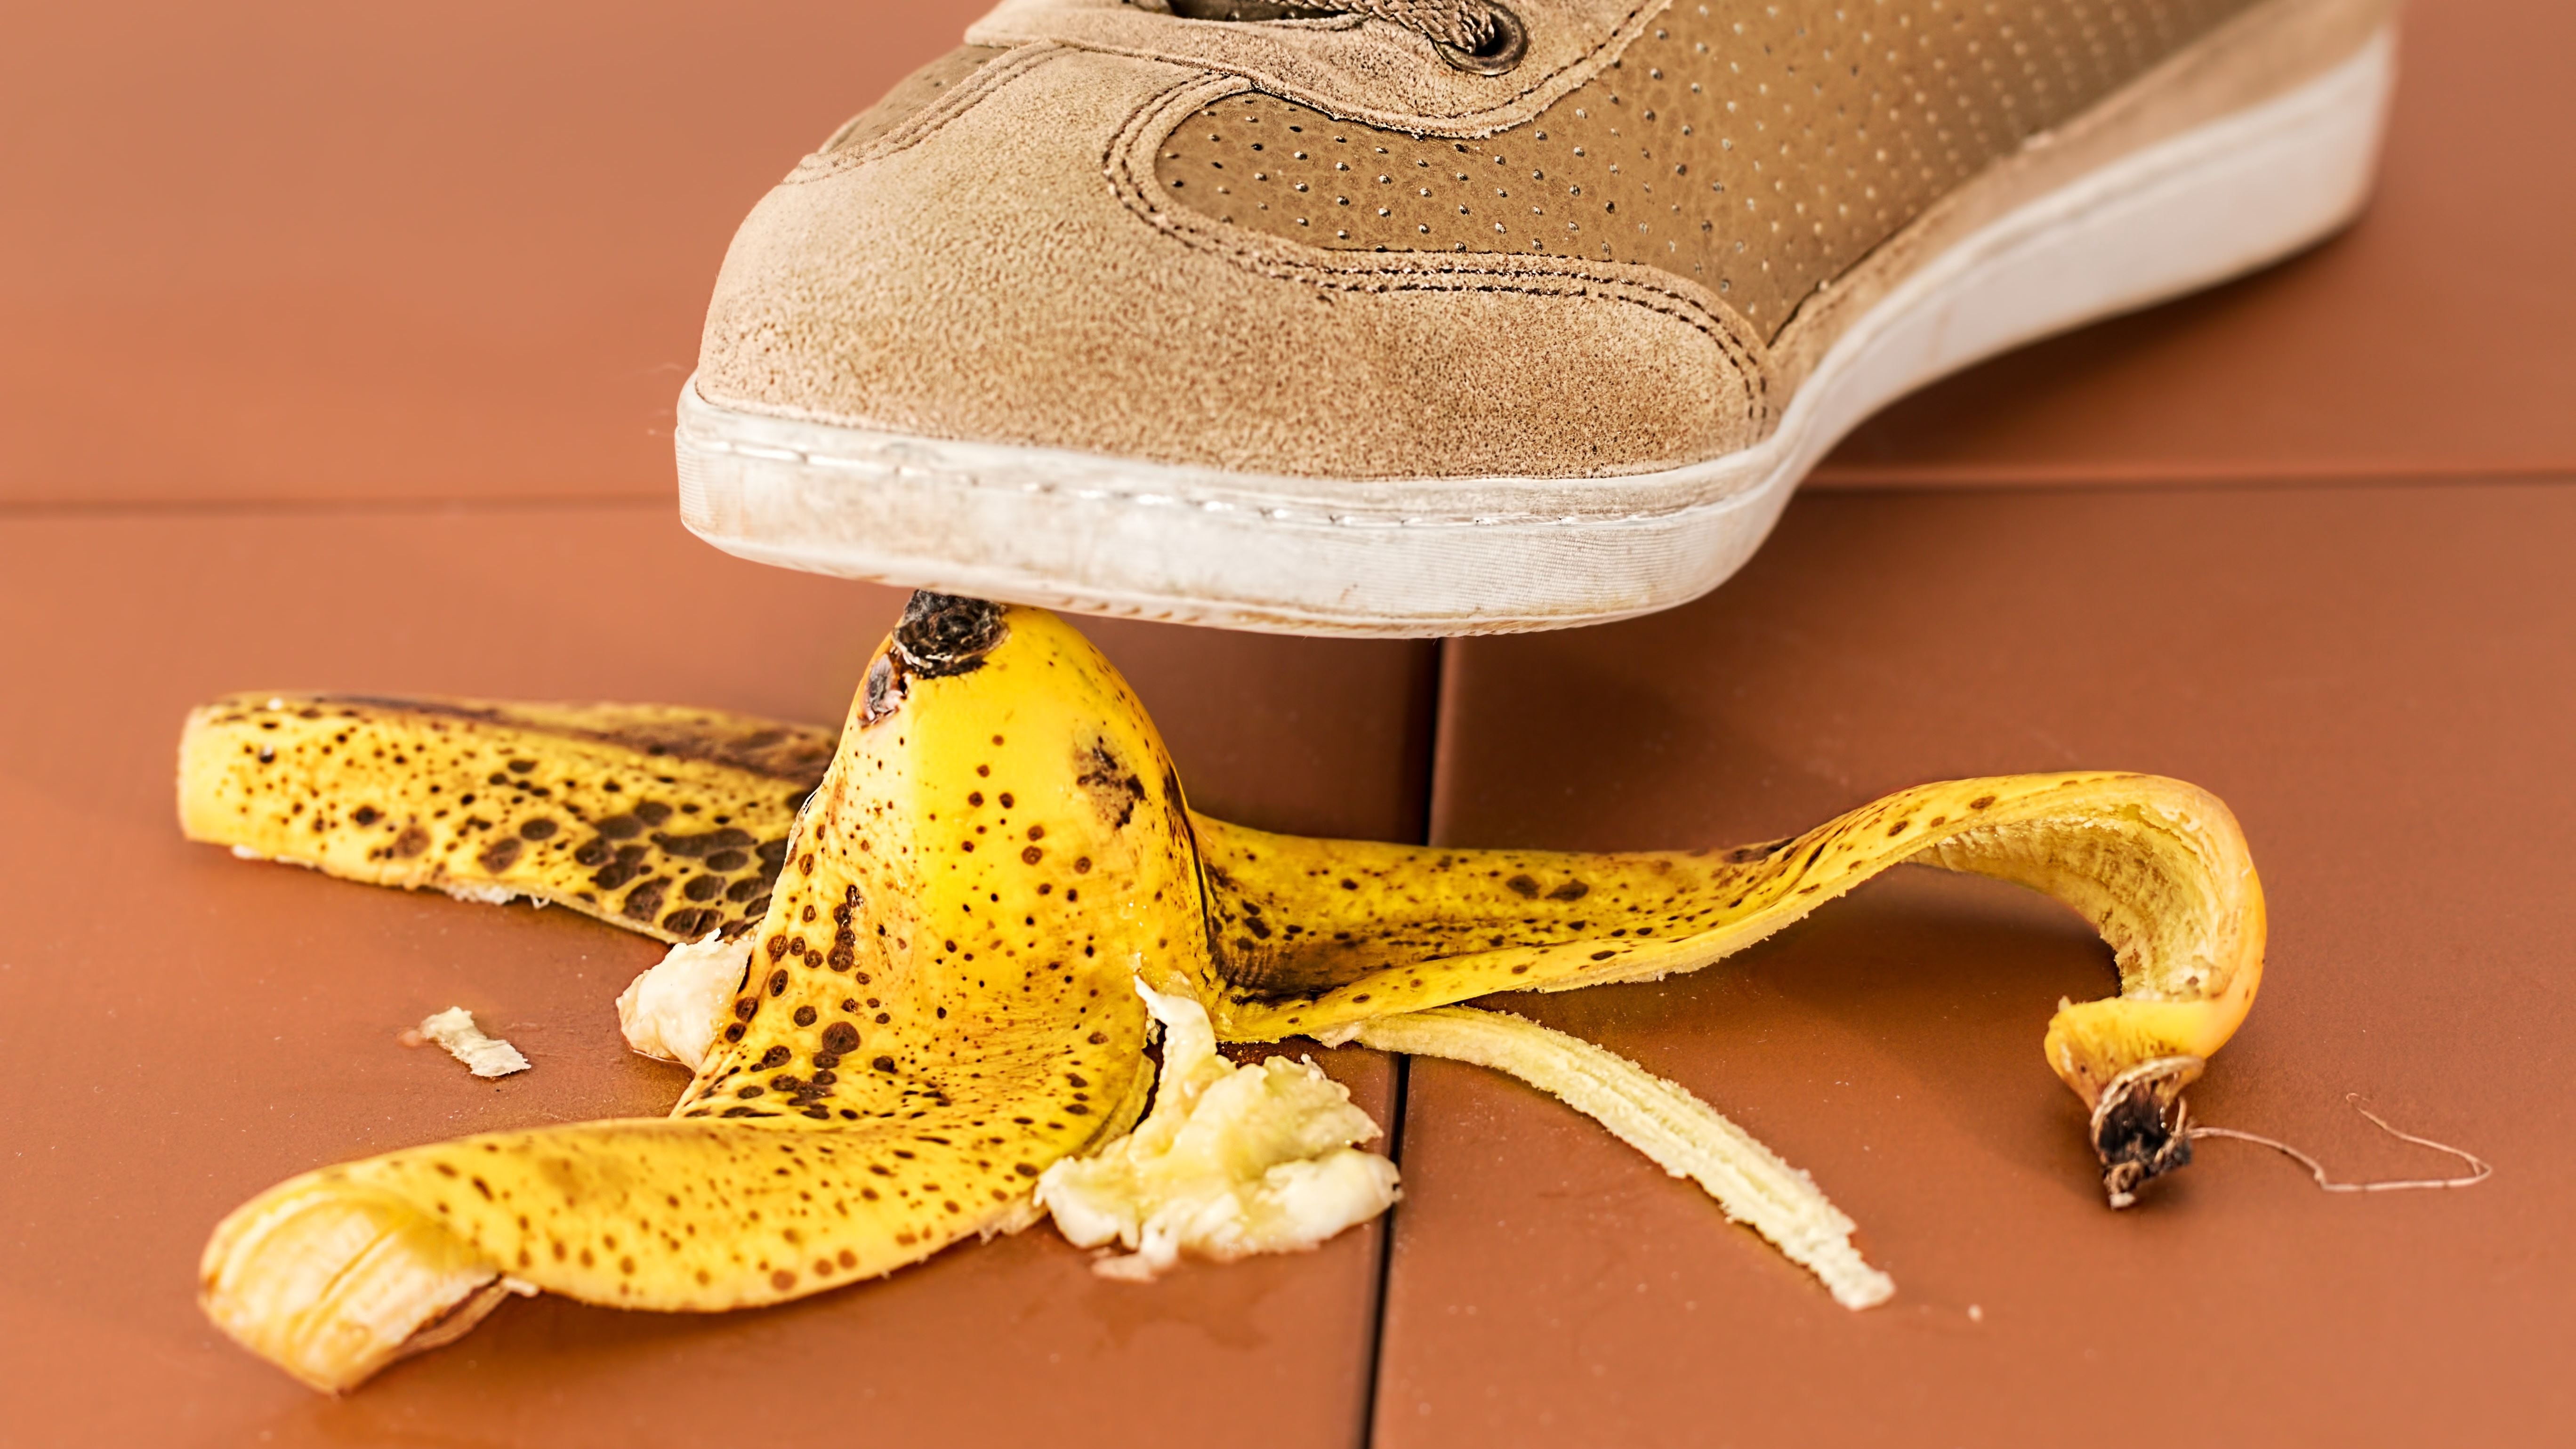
xmin=184 ymin=595 xmax=2265 ymax=1392
xmin=179 ymin=693 xmax=828 ymax=942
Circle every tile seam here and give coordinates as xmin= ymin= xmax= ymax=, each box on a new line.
xmin=1357 ymin=636 xmax=1446 ymax=1449
xmin=1806 ymin=463 xmax=2576 ymax=494
xmin=0 ymin=495 xmax=673 ymax=521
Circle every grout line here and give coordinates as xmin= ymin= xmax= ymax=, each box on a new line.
xmin=1806 ymin=462 xmax=2576 ymax=496
xmin=1358 ymin=1047 xmax=1412 ymax=1449
xmin=1355 ymin=635 xmax=1446 ymax=1449
xmin=0 ymin=494 xmax=672 ymax=522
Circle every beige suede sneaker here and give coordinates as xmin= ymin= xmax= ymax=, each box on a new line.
xmin=677 ymin=0 xmax=2397 ymax=634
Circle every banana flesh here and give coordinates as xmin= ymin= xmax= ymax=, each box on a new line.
xmin=1347 ymin=1007 xmax=1891 ymax=1308
xmin=178 ymin=694 xmax=829 ymax=942
xmin=616 ymin=934 xmax=750 ymax=1071
xmin=188 ymin=594 xmax=2270 ymax=1391
xmin=1040 ymin=982 xmax=1401 ymax=1280
xmin=199 ymin=1173 xmax=526 ymax=1393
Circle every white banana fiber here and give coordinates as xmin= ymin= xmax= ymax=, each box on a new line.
xmin=1348 ymin=1006 xmax=1893 ymax=1310
xmin=414 ymin=1007 xmax=530 ymax=1079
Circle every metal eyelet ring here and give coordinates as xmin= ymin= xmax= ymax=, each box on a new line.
xmin=1435 ymin=2 xmax=1528 ymax=76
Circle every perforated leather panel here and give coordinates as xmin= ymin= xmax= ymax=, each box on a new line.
xmin=1154 ymin=0 xmax=2253 ymax=333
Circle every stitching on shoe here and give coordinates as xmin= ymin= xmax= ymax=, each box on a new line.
xmin=788 ymin=44 xmax=1071 ymax=185
xmin=680 ymin=401 xmax=1782 ymax=531
xmin=1104 ymin=71 xmax=1772 ymax=432
xmin=977 ymin=0 xmax=1670 ymax=132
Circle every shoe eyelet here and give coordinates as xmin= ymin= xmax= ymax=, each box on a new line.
xmin=1436 ymin=3 xmax=1526 ymax=76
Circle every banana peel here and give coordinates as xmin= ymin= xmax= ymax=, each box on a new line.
xmin=1192 ymin=770 xmax=2260 ymax=1205
xmin=179 ymin=693 xmax=828 ymax=942
xmin=186 ymin=594 xmax=2266 ymax=1391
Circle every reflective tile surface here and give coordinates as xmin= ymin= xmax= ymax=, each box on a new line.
xmin=1381 ymin=482 xmax=2576 ymax=1447
xmin=0 ymin=506 xmax=1429 ymax=1446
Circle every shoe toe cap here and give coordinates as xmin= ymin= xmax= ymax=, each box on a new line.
xmin=696 ymin=47 xmax=1765 ymax=480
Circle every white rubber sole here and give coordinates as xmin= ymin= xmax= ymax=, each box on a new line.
xmin=676 ymin=28 xmax=2395 ymax=637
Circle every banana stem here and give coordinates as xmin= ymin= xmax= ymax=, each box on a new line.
xmin=1347 ymin=1006 xmax=1893 ymax=1310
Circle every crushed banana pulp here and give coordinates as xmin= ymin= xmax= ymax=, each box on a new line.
xmin=617 ymin=933 xmax=749 ymax=1072
xmin=413 ymin=1007 xmax=530 ymax=1079
xmin=1038 ymin=983 xmax=1401 ymax=1280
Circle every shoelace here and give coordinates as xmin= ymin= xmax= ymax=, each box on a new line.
xmin=1162 ymin=0 xmax=1526 ymax=71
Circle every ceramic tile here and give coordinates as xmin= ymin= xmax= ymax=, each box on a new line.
xmin=0 ymin=0 xmax=987 ymax=506
xmin=0 ymin=504 xmax=1429 ymax=1446
xmin=1378 ymin=479 xmax=2576 ymax=1447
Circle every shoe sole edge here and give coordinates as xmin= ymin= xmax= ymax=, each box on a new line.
xmin=674 ymin=25 xmax=2397 ymax=637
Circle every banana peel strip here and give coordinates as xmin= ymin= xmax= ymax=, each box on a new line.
xmin=1348 ymin=1007 xmax=1893 ymax=1309
xmin=200 ymin=603 xmax=1182 ymax=1393
xmin=178 ymin=694 xmax=827 ymax=945
xmin=1198 ymin=770 xmax=2265 ymax=1205
xmin=183 ymin=596 xmax=2269 ymax=1392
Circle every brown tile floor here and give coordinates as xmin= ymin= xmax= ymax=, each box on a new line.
xmin=1386 ymin=481 xmax=2576 ymax=1447
xmin=0 ymin=507 xmax=1428 ymax=1446
xmin=0 ymin=0 xmax=994 ymax=507
xmin=6 ymin=2 xmax=2572 ymax=1445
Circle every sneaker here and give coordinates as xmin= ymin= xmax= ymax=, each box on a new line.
xmin=676 ymin=0 xmax=2396 ymax=634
